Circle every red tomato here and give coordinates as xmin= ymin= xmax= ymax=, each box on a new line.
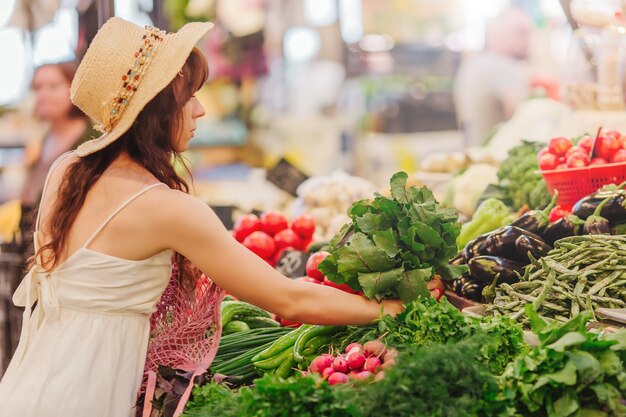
xmin=548 ymin=136 xmax=573 ymax=156
xmin=566 ymin=153 xmax=589 ymax=168
xmin=578 ymin=135 xmax=595 ymax=154
xmin=291 ymin=214 xmax=316 ymax=239
xmin=243 ymin=231 xmax=276 ymax=259
xmin=323 ymin=277 xmax=357 ymax=294
xmin=306 ymin=251 xmax=331 ymax=281
xmin=259 ymin=212 xmax=289 ymax=236
xmin=302 ymin=237 xmax=314 ymax=252
xmin=549 ymin=205 xmax=572 ymax=223
xmin=274 ymin=229 xmax=303 ymax=251
xmin=233 ymin=214 xmax=261 ymax=242
xmin=595 ymin=134 xmax=621 ymax=160
xmin=602 ymin=129 xmax=621 ymax=140
xmin=538 ymin=153 xmax=558 ymax=170
xmin=566 ymin=145 xmax=589 ymax=158
xmin=556 ymin=164 xmax=568 ymax=170
xmin=294 ymin=276 xmax=322 ymax=284
xmin=619 ymin=135 xmax=626 ymax=149
xmin=611 ymin=149 xmax=626 ymax=163
xmin=590 ymin=157 xmax=608 ymax=166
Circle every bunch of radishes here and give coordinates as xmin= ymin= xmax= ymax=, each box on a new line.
xmin=232 ymin=212 xmax=316 ymax=266
xmin=307 ymin=340 xmax=397 ymax=385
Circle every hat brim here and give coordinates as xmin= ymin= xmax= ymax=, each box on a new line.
xmin=75 ymin=21 xmax=213 ymax=157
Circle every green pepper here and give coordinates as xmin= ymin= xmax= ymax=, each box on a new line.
xmin=457 ymin=198 xmax=511 ymax=249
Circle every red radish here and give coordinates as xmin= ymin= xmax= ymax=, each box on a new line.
xmin=243 ymin=231 xmax=276 ymax=259
xmin=328 ymin=372 xmax=349 ymax=385
xmin=345 ymin=343 xmax=363 ymax=354
xmin=321 ymin=367 xmax=336 ymax=380
xmin=364 ymin=357 xmax=382 ymax=373
xmin=274 ymin=229 xmax=303 ymax=251
xmin=578 ymin=135 xmax=594 ymax=154
xmin=430 ymin=287 xmax=443 ymax=302
xmin=595 ymin=134 xmax=621 ymax=160
xmin=332 ymin=356 xmax=349 ymax=373
xmin=306 ymin=251 xmax=331 ymax=281
xmin=548 ymin=136 xmax=573 ymax=156
xmin=309 ymin=355 xmax=333 ymax=374
xmin=381 ymin=359 xmax=395 ymax=370
xmin=611 ymin=149 xmax=626 ymax=163
xmin=259 ymin=212 xmax=289 ymax=236
xmin=566 ymin=153 xmax=589 ymax=168
xmin=383 ymin=349 xmax=399 ymax=363
xmin=291 ymin=214 xmax=316 ymax=239
xmin=375 ymin=371 xmax=385 ymax=382
xmin=346 ymin=351 xmax=366 ymax=370
xmin=348 ymin=371 xmax=360 ymax=379
xmin=363 ymin=340 xmax=386 ymax=358
xmin=294 ymin=276 xmax=322 ymax=284
xmin=323 ymin=277 xmax=357 ymax=294
xmin=538 ymin=153 xmax=558 ymax=170
xmin=353 ymin=371 xmax=374 ymax=381
xmin=233 ymin=214 xmax=261 ymax=242
xmin=590 ymin=157 xmax=608 ymax=166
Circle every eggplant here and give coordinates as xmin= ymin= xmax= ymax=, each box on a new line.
xmin=484 ymin=226 xmax=548 ymax=262
xmin=509 ymin=192 xmax=557 ymax=235
xmin=467 ymin=256 xmax=524 ymax=285
xmin=462 ymin=233 xmax=492 ymax=260
xmin=572 ymin=187 xmax=626 ymax=222
xmin=450 ymin=251 xmax=467 ymax=265
xmin=583 ymin=196 xmax=612 ymax=234
xmin=450 ymin=274 xmax=484 ymax=302
xmin=543 ymin=214 xmax=584 ymax=245
xmin=514 ymin=235 xmax=551 ymax=261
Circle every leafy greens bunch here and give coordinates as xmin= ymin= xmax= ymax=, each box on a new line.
xmin=499 ymin=306 xmax=626 ymax=417
xmin=319 ymin=172 xmax=465 ymax=303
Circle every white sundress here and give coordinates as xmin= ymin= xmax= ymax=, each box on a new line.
xmin=0 ymin=154 xmax=172 ymax=417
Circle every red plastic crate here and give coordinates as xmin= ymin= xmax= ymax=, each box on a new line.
xmin=540 ymin=161 xmax=626 ymax=206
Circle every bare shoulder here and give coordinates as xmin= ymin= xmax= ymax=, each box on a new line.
xmin=143 ymin=187 xmax=219 ymax=227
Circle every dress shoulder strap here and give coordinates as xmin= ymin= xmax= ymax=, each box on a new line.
xmin=82 ymin=182 xmax=167 ymax=249
xmin=35 ymin=151 xmax=75 ymax=233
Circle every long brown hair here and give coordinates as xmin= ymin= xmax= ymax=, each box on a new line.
xmin=35 ymin=47 xmax=209 ymax=278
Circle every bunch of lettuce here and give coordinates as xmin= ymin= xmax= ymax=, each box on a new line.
xmin=319 ymin=172 xmax=465 ymax=303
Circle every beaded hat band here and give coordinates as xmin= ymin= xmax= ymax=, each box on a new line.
xmin=70 ymin=17 xmax=213 ymax=157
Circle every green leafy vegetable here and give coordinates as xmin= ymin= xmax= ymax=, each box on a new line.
xmin=319 ymin=172 xmax=465 ymax=302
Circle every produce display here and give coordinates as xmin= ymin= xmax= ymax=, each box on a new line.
xmin=487 ymin=234 xmax=626 ymax=323
xmin=319 ymin=172 xmax=465 ymax=303
xmin=480 ymin=141 xmax=552 ymax=211
xmin=139 ymin=165 xmax=626 ymax=417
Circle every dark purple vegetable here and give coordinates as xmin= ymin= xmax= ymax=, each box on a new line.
xmin=450 ymin=252 xmax=467 ymax=265
xmin=463 ymin=233 xmax=493 ymax=260
xmin=543 ymin=215 xmax=584 ymax=245
xmin=467 ymin=255 xmax=524 ymax=285
xmin=509 ymin=192 xmax=557 ymax=235
xmin=583 ymin=197 xmax=612 ymax=235
xmin=514 ymin=235 xmax=551 ymax=261
xmin=484 ymin=226 xmax=547 ymax=262
xmin=572 ymin=185 xmax=626 ymax=222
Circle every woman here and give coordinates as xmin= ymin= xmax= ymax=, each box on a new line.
xmin=0 ymin=17 xmax=403 ymax=417
xmin=20 ymin=61 xmax=97 ymax=257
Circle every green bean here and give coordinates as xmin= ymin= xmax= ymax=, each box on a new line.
xmin=588 ymin=271 xmax=623 ymax=295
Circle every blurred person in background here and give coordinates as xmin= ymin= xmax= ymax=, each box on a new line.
xmin=453 ymin=5 xmax=533 ymax=147
xmin=19 ymin=62 xmax=95 ymax=256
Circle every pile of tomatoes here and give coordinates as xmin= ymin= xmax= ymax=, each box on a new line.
xmin=538 ymin=129 xmax=626 ymax=171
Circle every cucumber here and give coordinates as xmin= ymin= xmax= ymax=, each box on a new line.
xmin=274 ymin=352 xmax=296 ymax=379
xmin=223 ymin=320 xmax=250 ymax=335
xmin=221 ymin=301 xmax=271 ymax=325
xmin=253 ymin=347 xmax=292 ymax=370
xmin=242 ymin=316 xmax=280 ymax=329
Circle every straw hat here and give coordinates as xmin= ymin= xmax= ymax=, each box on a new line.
xmin=70 ymin=17 xmax=213 ymax=157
